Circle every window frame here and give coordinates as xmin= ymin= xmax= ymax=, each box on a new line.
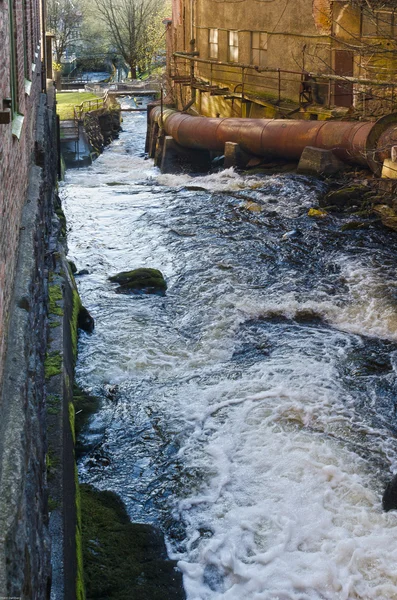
xmin=228 ymin=30 xmax=239 ymax=63
xmin=8 ymin=0 xmax=19 ymax=117
xmin=251 ymin=31 xmax=268 ymax=66
xmin=209 ymin=28 xmax=219 ymax=60
xmin=361 ymin=9 xmax=396 ymax=37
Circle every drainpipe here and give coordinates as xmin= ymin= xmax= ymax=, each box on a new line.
xmin=184 ymin=0 xmax=197 ymax=112
xmin=150 ymin=107 xmax=397 ymax=175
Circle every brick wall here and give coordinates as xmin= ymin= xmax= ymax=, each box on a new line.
xmin=0 ymin=0 xmax=43 ymax=383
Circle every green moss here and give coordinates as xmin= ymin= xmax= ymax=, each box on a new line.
xmin=45 ymin=352 xmax=62 ymax=379
xmin=75 ymin=464 xmax=86 ymax=600
xmin=55 ymin=206 xmax=67 ymax=237
xmin=46 ymin=450 xmax=60 ymax=479
xmin=47 ymin=394 xmax=61 ymax=415
xmin=80 ymin=485 xmax=185 ymax=600
xmin=48 ymin=496 xmax=59 ymax=512
xmin=69 ymin=402 xmax=76 ymax=445
xmin=49 ymin=321 xmax=61 ymax=329
xmin=49 ymin=284 xmax=64 ymax=317
xmin=109 ymin=268 xmax=167 ymax=295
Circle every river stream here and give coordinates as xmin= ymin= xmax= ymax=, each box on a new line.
xmin=62 ymin=100 xmax=397 ymax=600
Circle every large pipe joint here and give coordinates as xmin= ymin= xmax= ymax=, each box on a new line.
xmin=149 ymin=106 xmax=397 ymax=174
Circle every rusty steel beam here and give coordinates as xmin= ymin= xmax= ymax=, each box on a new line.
xmin=150 ymin=107 xmax=397 ymax=174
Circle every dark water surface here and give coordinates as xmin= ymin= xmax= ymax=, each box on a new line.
xmin=62 ymin=100 xmax=397 ymax=600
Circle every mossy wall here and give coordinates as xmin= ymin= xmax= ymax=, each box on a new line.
xmin=46 ymin=240 xmax=87 ymax=600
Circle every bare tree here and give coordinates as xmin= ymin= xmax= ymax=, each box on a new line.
xmin=47 ymin=0 xmax=84 ymax=65
xmin=94 ymin=0 xmax=164 ymax=79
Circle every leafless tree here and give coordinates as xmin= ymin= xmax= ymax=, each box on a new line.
xmin=94 ymin=0 xmax=164 ymax=79
xmin=47 ymin=0 xmax=84 ymax=65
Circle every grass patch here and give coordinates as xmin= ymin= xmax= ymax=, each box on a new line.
xmin=57 ymin=92 xmax=99 ymax=121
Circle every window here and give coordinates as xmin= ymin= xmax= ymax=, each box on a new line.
xmin=22 ymin=0 xmax=29 ymax=81
xmin=8 ymin=0 xmax=19 ymax=117
xmin=251 ymin=32 xmax=268 ymax=66
xmin=229 ymin=31 xmax=239 ymax=63
xmin=362 ymin=10 xmax=395 ymax=37
xmin=209 ymin=28 xmax=219 ymax=59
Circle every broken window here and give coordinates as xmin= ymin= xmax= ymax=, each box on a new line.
xmin=251 ymin=32 xmax=268 ymax=66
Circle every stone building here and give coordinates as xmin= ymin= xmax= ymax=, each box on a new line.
xmin=168 ymin=0 xmax=397 ymax=118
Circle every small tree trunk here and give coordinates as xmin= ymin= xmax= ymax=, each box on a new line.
xmin=130 ymin=64 xmax=137 ymax=80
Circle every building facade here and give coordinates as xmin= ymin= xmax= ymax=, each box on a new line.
xmin=168 ymin=0 xmax=397 ymax=119
xmin=0 ymin=0 xmax=50 ymax=381
xmin=0 ymin=1 xmax=57 ymax=597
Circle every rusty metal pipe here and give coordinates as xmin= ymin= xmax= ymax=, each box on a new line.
xmin=150 ymin=107 xmax=397 ymax=174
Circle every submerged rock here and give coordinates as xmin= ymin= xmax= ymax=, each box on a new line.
xmin=383 ymin=475 xmax=397 ymax=511
xmin=68 ymin=260 xmax=77 ymax=274
xmin=308 ymin=208 xmax=328 ymax=218
xmin=372 ymin=204 xmax=397 ymax=231
xmin=109 ymin=268 xmax=167 ymax=295
xmin=282 ymin=229 xmax=303 ymax=240
xmin=321 ymin=185 xmax=369 ymax=209
xmin=78 ymin=305 xmax=95 ymax=333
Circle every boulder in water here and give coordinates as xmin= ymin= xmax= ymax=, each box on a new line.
xmin=109 ymin=268 xmax=167 ymax=295
xmin=308 ymin=208 xmax=328 ymax=218
xmin=383 ymin=474 xmax=397 ymax=511
xmin=78 ymin=305 xmax=95 ymax=333
xmin=321 ymin=185 xmax=370 ymax=209
xmin=372 ymin=204 xmax=397 ymax=231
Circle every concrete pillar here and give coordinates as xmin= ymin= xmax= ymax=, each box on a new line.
xmin=224 ymin=142 xmax=253 ymax=169
xmin=149 ymin=122 xmax=160 ymax=159
xmin=154 ymin=129 xmax=165 ymax=167
xmin=160 ymin=136 xmax=211 ymax=174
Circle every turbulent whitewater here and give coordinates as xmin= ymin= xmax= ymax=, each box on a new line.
xmin=62 ymin=100 xmax=397 ymax=600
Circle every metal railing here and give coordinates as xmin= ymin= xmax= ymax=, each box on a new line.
xmin=85 ymin=81 xmax=161 ymax=94
xmin=172 ymin=52 xmax=397 ymax=115
xmin=73 ymin=91 xmax=109 ymax=121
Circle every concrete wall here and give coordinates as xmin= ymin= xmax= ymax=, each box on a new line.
xmin=0 ymin=0 xmax=46 ymax=384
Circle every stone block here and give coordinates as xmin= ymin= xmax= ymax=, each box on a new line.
xmin=224 ymin=142 xmax=254 ymax=169
xmin=381 ymin=158 xmax=397 ymax=179
xmin=297 ymin=146 xmax=345 ymax=176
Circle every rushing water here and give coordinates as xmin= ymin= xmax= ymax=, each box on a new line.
xmin=62 ymin=100 xmax=397 ymax=600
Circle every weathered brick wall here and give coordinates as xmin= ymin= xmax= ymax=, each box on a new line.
xmin=0 ymin=0 xmax=43 ymax=383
